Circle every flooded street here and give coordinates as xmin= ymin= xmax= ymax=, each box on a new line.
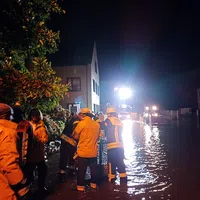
xmin=46 ymin=119 xmax=200 ymax=200
xmin=122 ymin=121 xmax=172 ymax=199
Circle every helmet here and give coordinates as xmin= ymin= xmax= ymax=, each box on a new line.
xmin=0 ymin=103 xmax=13 ymax=120
xmin=28 ymin=108 xmax=43 ymax=121
xmin=79 ymin=108 xmax=92 ymax=114
xmin=106 ymin=107 xmax=117 ymax=114
xmin=0 ymin=103 xmax=12 ymax=116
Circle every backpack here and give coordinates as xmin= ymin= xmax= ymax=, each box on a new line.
xmin=16 ymin=120 xmax=33 ymax=168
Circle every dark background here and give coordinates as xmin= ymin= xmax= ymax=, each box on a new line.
xmin=50 ymin=1 xmax=200 ymax=109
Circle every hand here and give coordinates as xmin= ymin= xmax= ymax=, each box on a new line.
xmin=11 ymin=178 xmax=30 ymax=199
xmin=17 ymin=183 xmax=30 ymax=199
xmin=18 ymin=189 xmax=31 ymax=200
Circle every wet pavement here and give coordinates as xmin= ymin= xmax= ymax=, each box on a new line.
xmin=35 ymin=119 xmax=200 ymax=200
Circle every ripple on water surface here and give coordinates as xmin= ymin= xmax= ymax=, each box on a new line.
xmin=119 ymin=120 xmax=172 ymax=198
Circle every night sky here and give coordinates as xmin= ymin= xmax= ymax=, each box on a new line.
xmin=4 ymin=0 xmax=200 ymax=109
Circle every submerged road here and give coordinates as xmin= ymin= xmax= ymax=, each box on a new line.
xmin=34 ymin=119 xmax=200 ymax=200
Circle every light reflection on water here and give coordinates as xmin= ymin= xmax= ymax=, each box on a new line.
xmin=121 ymin=120 xmax=172 ymax=198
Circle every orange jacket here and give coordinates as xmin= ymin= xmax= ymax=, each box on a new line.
xmin=28 ymin=120 xmax=48 ymax=162
xmin=72 ymin=116 xmax=101 ymax=158
xmin=0 ymin=120 xmax=25 ymax=200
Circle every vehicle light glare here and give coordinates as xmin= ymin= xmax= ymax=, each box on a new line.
xmin=114 ymin=87 xmax=119 ymax=91
xmin=153 ymin=113 xmax=158 ymax=117
xmin=122 ymin=104 xmax=127 ymax=108
xmin=145 ymin=106 xmax=149 ymax=110
xmin=152 ymin=105 xmax=157 ymax=111
xmin=118 ymin=88 xmax=132 ymax=100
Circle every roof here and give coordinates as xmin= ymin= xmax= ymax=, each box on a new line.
xmin=49 ymin=39 xmax=95 ymax=66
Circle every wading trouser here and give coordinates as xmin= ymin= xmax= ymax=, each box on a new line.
xmin=107 ymin=148 xmax=127 ymax=182
xmin=77 ymin=157 xmax=97 ymax=191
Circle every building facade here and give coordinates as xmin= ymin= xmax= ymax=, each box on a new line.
xmin=53 ymin=42 xmax=100 ymax=113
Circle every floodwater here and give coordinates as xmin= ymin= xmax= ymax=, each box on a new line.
xmin=46 ymin=118 xmax=200 ymax=200
xmin=122 ymin=120 xmax=172 ymax=199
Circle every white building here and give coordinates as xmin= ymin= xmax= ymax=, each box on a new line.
xmin=53 ymin=42 xmax=100 ymax=113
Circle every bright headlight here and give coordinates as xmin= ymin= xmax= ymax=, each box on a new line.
xmin=152 ymin=105 xmax=157 ymax=111
xmin=145 ymin=106 xmax=149 ymax=111
xmin=153 ymin=113 xmax=158 ymax=117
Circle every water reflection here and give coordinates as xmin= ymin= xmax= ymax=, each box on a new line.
xmin=122 ymin=120 xmax=172 ymax=198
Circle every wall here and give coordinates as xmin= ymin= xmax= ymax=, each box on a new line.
xmin=53 ymin=65 xmax=87 ymax=109
xmin=53 ymin=42 xmax=100 ymax=112
xmin=91 ymin=43 xmax=100 ymax=112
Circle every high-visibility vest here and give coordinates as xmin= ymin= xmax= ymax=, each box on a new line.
xmin=104 ymin=117 xmax=123 ymax=150
xmin=16 ymin=120 xmax=33 ymax=168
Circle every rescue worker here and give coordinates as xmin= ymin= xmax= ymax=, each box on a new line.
xmin=13 ymin=101 xmax=25 ymax=124
xmin=59 ymin=113 xmax=80 ymax=175
xmin=25 ymin=108 xmax=48 ymax=195
xmin=0 ymin=103 xmax=29 ymax=200
xmin=72 ymin=108 xmax=101 ymax=191
xmin=104 ymin=107 xmax=127 ymax=183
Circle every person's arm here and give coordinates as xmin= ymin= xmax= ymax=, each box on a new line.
xmin=72 ymin=121 xmax=83 ymax=140
xmin=101 ymin=119 xmax=110 ymax=137
xmin=0 ymin=130 xmax=29 ymax=196
xmin=99 ymin=129 xmax=103 ymax=139
xmin=34 ymin=125 xmax=48 ymax=144
xmin=0 ymin=131 xmax=24 ymax=185
xmin=40 ymin=126 xmax=48 ymax=143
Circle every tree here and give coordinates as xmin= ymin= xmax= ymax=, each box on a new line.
xmin=0 ymin=0 xmax=69 ymax=121
xmin=0 ymin=57 xmax=69 ymax=113
xmin=0 ymin=0 xmax=65 ymax=69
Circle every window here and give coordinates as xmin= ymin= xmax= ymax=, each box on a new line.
xmin=95 ymin=83 xmax=98 ymax=95
xmin=97 ymin=85 xmax=100 ymax=96
xmin=96 ymin=85 xmax=99 ymax=96
xmin=95 ymin=61 xmax=98 ymax=73
xmin=93 ymin=79 xmax=95 ymax=92
xmin=67 ymin=77 xmax=81 ymax=91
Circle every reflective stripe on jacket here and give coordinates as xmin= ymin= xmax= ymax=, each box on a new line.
xmin=104 ymin=117 xmax=123 ymax=150
xmin=0 ymin=120 xmax=24 ymax=200
xmin=72 ymin=116 xmax=101 ymax=158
